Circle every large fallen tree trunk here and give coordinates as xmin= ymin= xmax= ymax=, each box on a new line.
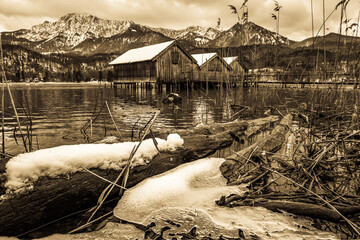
xmin=0 ymin=115 xmax=279 ymax=237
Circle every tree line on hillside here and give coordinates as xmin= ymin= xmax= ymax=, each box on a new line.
xmin=2 ymin=44 xmax=115 ymax=82
xmin=193 ymin=44 xmax=360 ymax=72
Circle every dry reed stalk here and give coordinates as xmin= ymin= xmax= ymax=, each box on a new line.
xmin=105 ymin=101 xmax=123 ymax=141
xmin=234 ymin=145 xmax=259 ymax=177
xmin=149 ymin=129 xmax=160 ymax=154
xmin=253 ymin=175 xmax=282 ymax=194
xmin=0 ymin=34 xmax=5 ymax=157
xmin=228 ymin=106 xmax=248 ymax=121
xmin=87 ymin=111 xmax=160 ymax=223
xmin=0 ymin=152 xmax=13 ymax=158
xmin=0 ymin=34 xmax=28 ymax=152
xmin=308 ymin=142 xmax=336 ymax=172
xmin=86 ymin=166 xmax=127 ymax=223
xmin=88 ymin=113 xmax=154 ymax=219
xmin=131 ymin=117 xmax=141 ymax=141
xmin=69 ymin=211 xmax=113 ymax=234
xmin=90 ymin=119 xmax=93 ymax=137
xmin=120 ymin=111 xmax=160 ymax=195
xmin=80 ymin=103 xmax=105 ymax=142
xmin=16 ymin=94 xmax=34 ymax=151
xmin=81 ymin=167 xmax=127 ymax=190
xmin=230 ymin=150 xmax=360 ymax=235
xmin=5 ymin=82 xmax=28 ymax=152
xmin=35 ymin=136 xmax=40 ymax=150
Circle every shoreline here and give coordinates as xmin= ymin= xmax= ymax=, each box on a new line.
xmin=4 ymin=81 xmax=360 ymax=90
xmin=6 ymin=81 xmax=112 ymax=88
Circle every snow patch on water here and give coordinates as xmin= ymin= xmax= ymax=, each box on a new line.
xmin=4 ymin=134 xmax=183 ymax=192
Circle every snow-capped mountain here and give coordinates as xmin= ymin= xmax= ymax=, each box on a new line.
xmin=206 ymin=22 xmax=293 ymax=48
xmin=8 ymin=13 xmax=134 ymax=49
xmin=71 ymin=24 xmax=172 ymax=55
xmin=2 ymin=13 xmax=294 ymax=56
xmin=149 ymin=25 xmax=221 ymax=46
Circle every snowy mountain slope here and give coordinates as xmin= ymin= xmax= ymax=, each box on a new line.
xmin=7 ymin=13 xmax=133 ymax=48
xmin=149 ymin=25 xmax=221 ymax=46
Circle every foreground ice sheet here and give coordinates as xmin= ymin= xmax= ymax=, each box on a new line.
xmin=37 ymin=223 xmax=144 ymax=240
xmin=4 ymin=134 xmax=183 ymax=191
xmin=113 ymin=157 xmax=339 ymax=239
xmin=37 ymin=157 xmax=339 ymax=240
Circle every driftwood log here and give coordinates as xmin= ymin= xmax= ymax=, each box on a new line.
xmin=0 ymin=116 xmax=278 ymax=237
xmin=216 ymin=194 xmax=360 ymax=223
xmin=220 ymin=113 xmax=293 ymax=183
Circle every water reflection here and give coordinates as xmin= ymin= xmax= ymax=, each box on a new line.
xmin=1 ymin=83 xmax=359 ymax=155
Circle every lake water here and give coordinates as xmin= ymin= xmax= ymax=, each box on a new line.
xmin=1 ymin=82 xmax=359 ymax=156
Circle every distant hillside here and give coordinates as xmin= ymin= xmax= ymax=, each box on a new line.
xmin=291 ymin=32 xmax=360 ymax=51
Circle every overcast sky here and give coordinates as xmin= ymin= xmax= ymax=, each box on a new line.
xmin=0 ymin=0 xmax=359 ymax=41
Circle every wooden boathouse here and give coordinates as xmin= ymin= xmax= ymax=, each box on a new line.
xmin=109 ymin=40 xmax=197 ymax=87
xmin=191 ymin=53 xmax=232 ymax=86
xmin=223 ymin=56 xmax=247 ymax=85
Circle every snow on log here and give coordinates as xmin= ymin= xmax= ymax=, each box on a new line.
xmin=4 ymin=134 xmax=183 ymax=193
xmin=0 ymin=116 xmax=278 ymax=237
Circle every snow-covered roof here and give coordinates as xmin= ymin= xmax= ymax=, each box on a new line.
xmin=223 ymin=56 xmax=238 ymax=65
xmin=109 ymin=40 xmax=175 ymax=65
xmin=191 ymin=53 xmax=217 ymax=67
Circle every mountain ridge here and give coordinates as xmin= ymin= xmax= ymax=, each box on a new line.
xmin=2 ymin=12 xmax=295 ymax=56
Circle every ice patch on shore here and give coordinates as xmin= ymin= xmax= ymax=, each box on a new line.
xmin=114 ymin=157 xmax=339 ymax=239
xmin=115 ymin=157 xmax=241 ymax=221
xmin=5 ymin=134 xmax=183 ymax=192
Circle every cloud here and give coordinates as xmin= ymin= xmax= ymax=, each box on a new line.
xmin=0 ymin=0 xmax=359 ymax=41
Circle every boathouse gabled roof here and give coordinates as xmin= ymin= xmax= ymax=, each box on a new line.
xmin=191 ymin=52 xmax=232 ymax=70
xmin=224 ymin=56 xmax=248 ymax=72
xmin=109 ymin=40 xmax=174 ymax=65
xmin=223 ymin=56 xmax=238 ymax=65
xmin=109 ymin=40 xmax=196 ymax=65
xmin=191 ymin=53 xmax=217 ymax=68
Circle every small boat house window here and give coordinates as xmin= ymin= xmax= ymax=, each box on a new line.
xmin=172 ymin=51 xmax=179 ymax=64
xmin=208 ymin=62 xmax=216 ymax=71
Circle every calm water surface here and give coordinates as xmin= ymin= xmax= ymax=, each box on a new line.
xmin=1 ymin=83 xmax=359 ymax=155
